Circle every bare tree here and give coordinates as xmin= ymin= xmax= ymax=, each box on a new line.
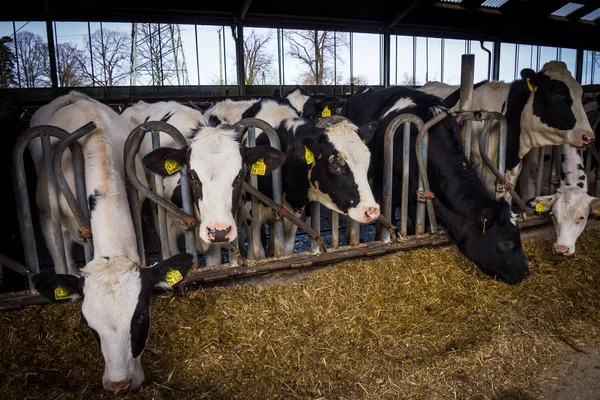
xmin=78 ymin=29 xmax=130 ymax=86
xmin=0 ymin=36 xmax=17 ymax=88
xmin=243 ymin=29 xmax=275 ymax=85
xmin=15 ymin=31 xmax=50 ymax=88
xmin=50 ymin=42 xmax=89 ymax=87
xmin=283 ymin=30 xmax=348 ymax=85
xmin=349 ymin=76 xmax=369 ymax=86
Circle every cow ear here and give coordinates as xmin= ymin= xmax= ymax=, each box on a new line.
xmin=357 ymin=120 xmax=378 ymax=145
xmin=272 ymin=88 xmax=282 ymax=101
xmin=31 ymin=271 xmax=83 ymax=301
xmin=520 ymin=68 xmax=537 ymax=93
xmin=588 ymin=197 xmax=600 ymax=219
xmin=526 ymin=195 xmax=555 ymax=215
xmin=142 ymin=147 xmax=189 ymax=177
xmin=149 ymin=252 xmax=194 ymax=288
xmin=243 ymin=145 xmax=286 ymax=175
xmin=301 ymin=135 xmax=323 ymax=161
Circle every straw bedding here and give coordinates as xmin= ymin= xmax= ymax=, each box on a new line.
xmin=1 ymin=226 xmax=600 ymax=399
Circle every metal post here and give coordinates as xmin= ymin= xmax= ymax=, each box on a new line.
xmin=12 ymin=22 xmax=21 ymax=88
xmin=195 ymin=24 xmax=200 ymax=85
xmin=382 ymin=26 xmax=390 ymax=87
xmin=459 ymin=54 xmax=475 ymax=159
xmin=45 ymin=20 xmax=59 ymax=90
xmin=236 ymin=23 xmax=246 ymax=95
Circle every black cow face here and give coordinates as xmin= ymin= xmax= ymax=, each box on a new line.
xmin=31 ymin=253 xmax=194 ymax=393
xmin=435 ymin=199 xmax=529 ymax=284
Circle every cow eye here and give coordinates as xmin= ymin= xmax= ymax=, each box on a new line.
xmin=330 ymin=162 xmax=344 ymax=175
xmin=577 ymin=216 xmax=586 ymax=223
xmin=552 ymin=90 xmax=564 ymax=100
xmin=498 ymin=240 xmax=515 ymax=250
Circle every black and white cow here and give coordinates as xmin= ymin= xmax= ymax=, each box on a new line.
xmin=121 ymin=100 xmax=286 ymax=265
xmin=272 ymin=85 xmax=317 ymax=120
xmin=208 ymin=97 xmax=381 ymax=255
xmin=27 ymin=91 xmax=195 ymax=393
xmin=526 ymin=144 xmax=600 ymax=256
xmin=341 ymin=86 xmax=529 ymax=285
xmin=420 ymin=61 xmax=595 ymax=200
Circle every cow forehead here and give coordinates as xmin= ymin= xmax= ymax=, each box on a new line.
xmin=188 ymin=127 xmax=243 ymax=183
xmin=80 ymin=257 xmax=142 ymax=331
xmin=324 ymin=121 xmax=370 ymax=167
xmin=553 ymin=187 xmax=590 ymax=216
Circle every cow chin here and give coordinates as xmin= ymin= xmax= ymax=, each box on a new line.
xmin=566 ymin=130 xmax=595 ymax=149
xmin=102 ymin=357 xmax=144 ymax=393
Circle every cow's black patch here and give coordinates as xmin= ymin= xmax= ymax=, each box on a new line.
xmin=577 ymin=182 xmax=585 ymax=188
xmin=160 ymin=111 xmax=174 ymax=122
xmin=208 ymin=114 xmax=222 ymax=127
xmin=88 ymin=189 xmax=103 ymax=212
xmin=579 ymin=175 xmax=586 ymax=180
xmin=532 ymin=75 xmax=576 ymax=131
xmin=130 ymin=271 xmax=151 ymax=358
xmin=504 ymin=80 xmax=533 ymax=170
xmin=577 ymin=164 xmax=585 ymax=171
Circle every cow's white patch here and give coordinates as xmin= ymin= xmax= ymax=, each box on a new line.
xmin=381 ymin=98 xmax=416 ymax=119
xmin=203 ymin=98 xmax=260 ymax=125
xmin=81 ymin=257 xmax=144 ymax=390
xmin=285 ymin=88 xmax=310 ymax=116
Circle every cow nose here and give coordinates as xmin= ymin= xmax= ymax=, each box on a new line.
xmin=207 ymin=225 xmax=232 ymax=242
xmin=365 ymin=206 xmax=380 ymax=222
xmin=582 ymin=133 xmax=595 ymax=146
xmin=554 ymin=244 xmax=571 ymax=256
xmin=104 ymin=379 xmax=132 ymax=393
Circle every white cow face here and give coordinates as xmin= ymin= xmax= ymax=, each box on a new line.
xmin=31 ymin=253 xmax=193 ymax=393
xmin=527 ymin=187 xmax=600 ymax=256
xmin=142 ymin=127 xmax=286 ymax=244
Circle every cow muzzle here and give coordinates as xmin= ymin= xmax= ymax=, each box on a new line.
xmin=553 ymin=243 xmax=574 ymax=256
xmin=104 ymin=378 xmax=134 ymax=393
xmin=206 ymin=225 xmax=233 ymax=242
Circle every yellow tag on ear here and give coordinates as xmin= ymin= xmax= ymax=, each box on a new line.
xmin=251 ymin=158 xmax=267 ymax=175
xmin=54 ymin=286 xmax=72 ymax=300
xmin=165 ymin=268 xmax=183 ymax=286
xmin=526 ymin=78 xmax=535 ymax=93
xmin=164 ymin=159 xmax=181 ymax=175
xmin=482 ymin=218 xmax=487 ymax=234
xmin=535 ymin=203 xmax=546 ymax=213
xmin=305 ymin=146 xmax=315 ymax=164
xmin=321 ymin=106 xmax=331 ymax=118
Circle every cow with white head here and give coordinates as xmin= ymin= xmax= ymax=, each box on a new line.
xmin=27 ymin=91 xmax=195 ymax=393
xmin=526 ymin=144 xmax=600 ymax=256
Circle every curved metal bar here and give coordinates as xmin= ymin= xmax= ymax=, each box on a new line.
xmin=13 ymin=126 xmax=73 ymax=277
xmin=477 ymin=115 xmax=526 ymax=210
xmin=316 ymin=115 xmax=353 ymax=127
xmin=232 ymin=117 xmax=284 ymax=257
xmin=382 ymin=114 xmax=425 ymax=239
xmin=124 ymin=121 xmax=197 ymax=230
xmin=52 ymin=121 xmax=97 ymax=245
xmin=416 ymin=112 xmax=447 ymax=234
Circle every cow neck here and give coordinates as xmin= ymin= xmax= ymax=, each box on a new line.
xmin=282 ymin=149 xmax=313 ymax=212
xmin=504 ymin=80 xmax=531 ymax=170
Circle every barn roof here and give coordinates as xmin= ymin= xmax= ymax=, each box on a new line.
xmin=4 ymin=0 xmax=600 ymax=51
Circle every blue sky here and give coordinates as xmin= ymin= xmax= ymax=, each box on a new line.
xmin=1 ymin=20 xmax=597 ymax=87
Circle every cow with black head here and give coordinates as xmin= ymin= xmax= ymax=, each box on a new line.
xmin=209 ymin=96 xmax=381 ymax=255
xmin=27 ymin=91 xmax=195 ymax=393
xmin=420 ymin=61 xmax=594 ymax=201
xmin=342 ymin=86 xmax=529 ymax=285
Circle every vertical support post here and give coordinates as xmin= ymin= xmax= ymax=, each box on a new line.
xmin=310 ymin=202 xmax=321 ymax=252
xmin=459 ymin=54 xmax=475 ymax=159
xmin=492 ymin=40 xmax=501 ymax=81
xmin=576 ymin=48 xmax=584 ymax=83
xmin=535 ymin=146 xmax=546 ymax=196
xmin=45 ymin=20 xmax=59 ymax=90
xmin=382 ymin=26 xmax=390 ymax=87
xmin=236 ymin=22 xmax=246 ymax=96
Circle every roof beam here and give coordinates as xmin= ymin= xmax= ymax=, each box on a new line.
xmin=240 ymin=0 xmax=252 ymax=20
xmin=566 ymin=4 xmax=597 ymax=21
xmin=389 ymin=0 xmax=423 ymax=28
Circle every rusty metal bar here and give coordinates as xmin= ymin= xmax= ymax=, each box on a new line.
xmin=416 ymin=112 xmax=446 ymax=234
xmin=124 ymin=121 xmax=198 ymax=263
xmin=0 ymin=253 xmax=33 ymax=277
xmin=233 ymin=118 xmax=284 ymax=258
xmin=52 ymin=121 xmax=97 ymax=266
xmin=310 ymin=202 xmax=321 ymax=252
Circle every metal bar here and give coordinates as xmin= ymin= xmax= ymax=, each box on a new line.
xmin=549 ymin=145 xmax=561 ymax=194
xmin=52 ymin=122 xmax=98 ymax=265
xmin=459 ymin=54 xmax=474 ymax=159
xmin=247 ymin=126 xmax=262 ymax=259
xmin=382 ymin=115 xmax=424 ymax=239
xmin=232 ymin=118 xmax=284 ymax=257
xmin=150 ymin=129 xmax=171 ymax=260
xmin=332 ymin=211 xmax=339 ymax=248
xmin=310 ymin=202 xmax=321 ymax=252
xmin=416 ymin=112 xmax=446 ymax=234
xmin=124 ymin=121 xmax=198 ymax=264
xmin=0 ymin=254 xmax=32 ymax=277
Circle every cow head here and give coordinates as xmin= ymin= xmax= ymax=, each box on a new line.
xmin=435 ymin=198 xmax=528 ymax=284
xmin=31 ymin=253 xmax=194 ymax=393
xmin=526 ymin=187 xmax=600 ymax=256
xmin=142 ymin=126 xmax=286 ymax=244
xmin=521 ymin=61 xmax=594 ymax=149
xmin=302 ymin=120 xmax=380 ymax=223
xmin=274 ymin=86 xmax=316 ymax=121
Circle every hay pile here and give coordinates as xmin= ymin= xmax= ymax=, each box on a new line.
xmin=1 ymin=227 xmax=600 ymax=399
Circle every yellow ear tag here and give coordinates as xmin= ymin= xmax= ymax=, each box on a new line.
xmin=526 ymin=78 xmax=535 ymax=93
xmin=535 ymin=203 xmax=546 ymax=213
xmin=321 ymin=106 xmax=331 ymax=118
xmin=165 ymin=268 xmax=183 ymax=286
xmin=251 ymin=158 xmax=267 ymax=175
xmin=305 ymin=146 xmax=315 ymax=164
xmin=54 ymin=286 xmax=72 ymax=300
xmin=164 ymin=159 xmax=181 ymax=175
xmin=482 ymin=218 xmax=487 ymax=234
